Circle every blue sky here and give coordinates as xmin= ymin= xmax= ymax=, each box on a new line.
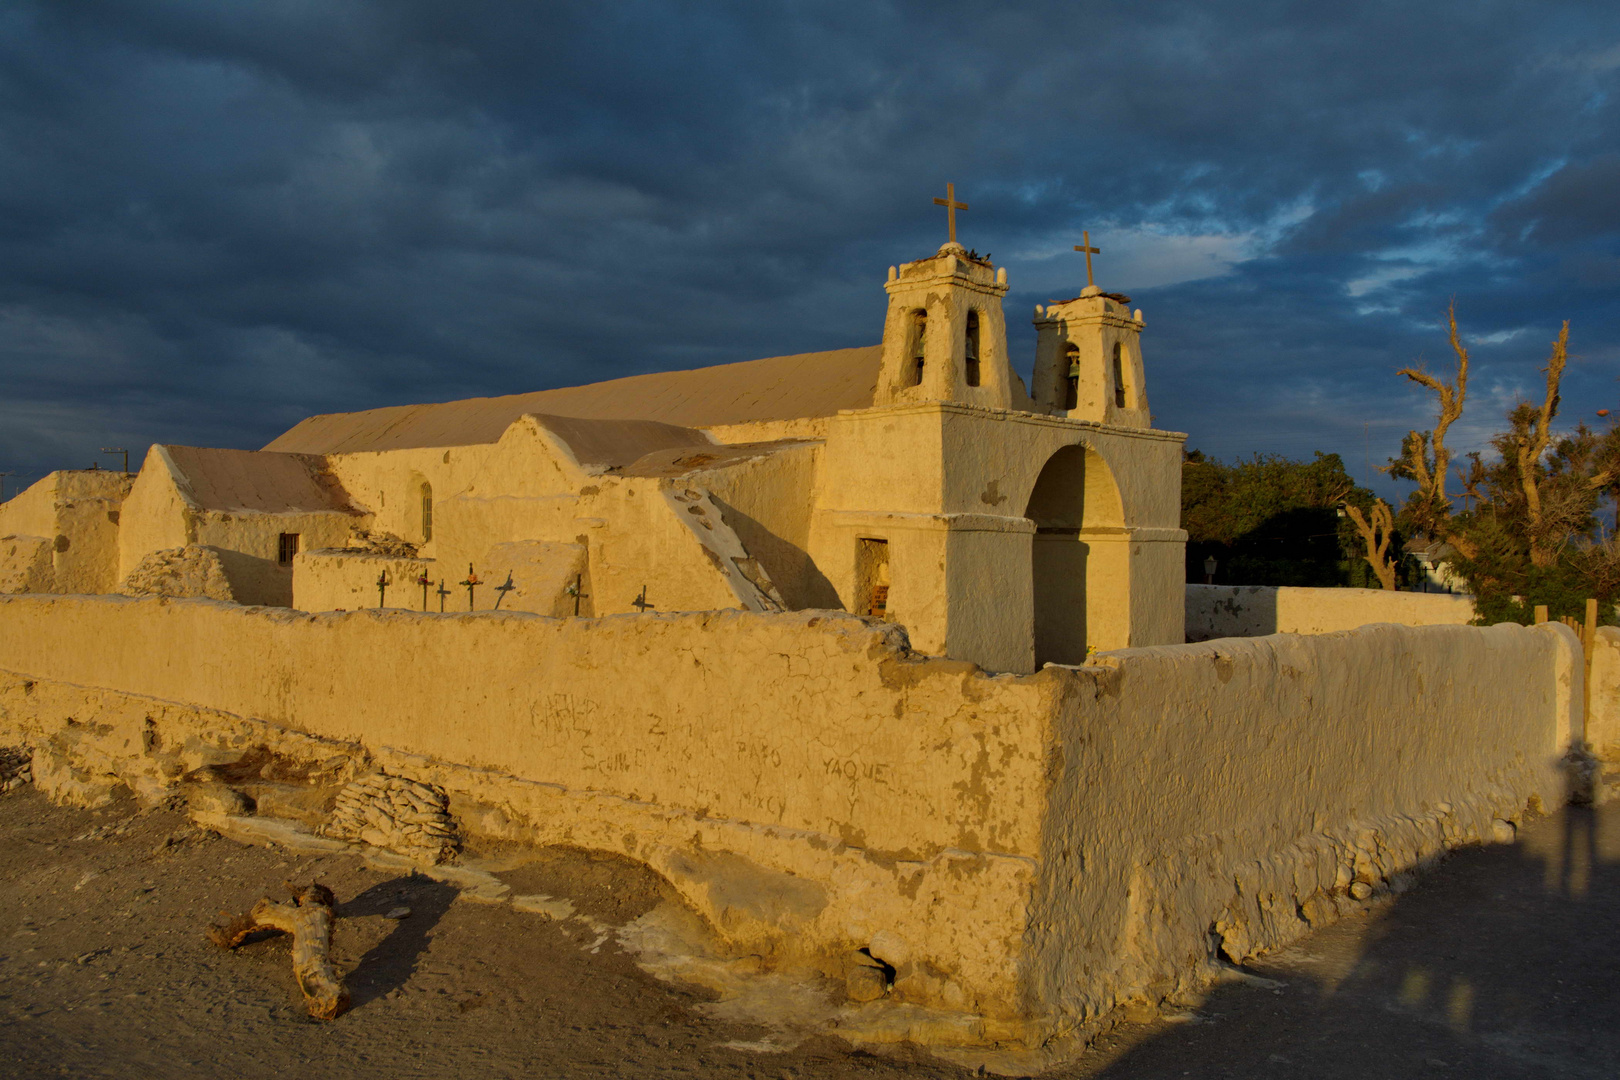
xmin=1 ymin=1 xmax=1617 ymax=500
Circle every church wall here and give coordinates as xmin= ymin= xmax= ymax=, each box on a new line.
xmin=690 ymin=442 xmax=839 ymax=610
xmin=0 ymin=471 xmax=129 ymax=595
xmin=117 ymin=449 xmax=201 ymax=583
xmin=0 ymin=597 xmax=1581 ymax=1046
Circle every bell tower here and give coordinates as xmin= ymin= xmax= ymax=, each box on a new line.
xmin=874 ymin=184 xmax=1015 ymax=410
xmin=1030 ymin=234 xmax=1150 ymax=427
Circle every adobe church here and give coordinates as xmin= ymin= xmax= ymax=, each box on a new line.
xmin=0 ymin=216 xmax=1187 ymax=675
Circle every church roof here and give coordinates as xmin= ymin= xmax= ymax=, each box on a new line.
xmin=529 ymin=414 xmax=712 ymax=471
xmin=160 ymin=445 xmax=359 ymax=515
xmin=263 ymin=345 xmax=882 ymax=455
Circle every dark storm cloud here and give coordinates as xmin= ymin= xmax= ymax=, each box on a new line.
xmin=0 ymin=0 xmax=1617 ymax=498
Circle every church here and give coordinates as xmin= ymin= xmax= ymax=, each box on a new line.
xmin=1 ymin=214 xmax=1187 ymax=675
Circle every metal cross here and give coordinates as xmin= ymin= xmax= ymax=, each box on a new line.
xmin=375 ymin=568 xmax=391 ymax=609
xmin=459 ymin=565 xmax=480 ymax=611
xmin=435 ymin=580 xmax=450 ymax=613
xmin=566 ymin=574 xmax=589 ymax=616
xmin=417 ymin=572 xmax=432 ymax=612
xmin=1073 ymin=231 xmax=1101 ymax=288
xmin=631 ymin=586 xmax=652 ymax=613
xmin=932 ymin=183 xmax=968 ymax=245
xmin=493 ymin=572 xmax=516 ymax=610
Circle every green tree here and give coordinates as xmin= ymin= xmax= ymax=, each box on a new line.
xmin=1182 ymin=451 xmax=1396 ymax=587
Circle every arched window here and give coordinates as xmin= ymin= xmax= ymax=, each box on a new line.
xmin=1112 ymin=343 xmax=1127 ymax=408
xmin=1063 ymin=344 xmax=1080 ymax=411
xmin=908 ymin=309 xmax=927 ymax=386
xmin=420 ymin=482 xmax=433 ymax=542
xmin=964 ymin=310 xmax=981 ymax=387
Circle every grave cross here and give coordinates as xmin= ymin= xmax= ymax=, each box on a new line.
xmin=932 ymin=183 xmax=968 ymax=245
xmin=460 ymin=565 xmax=481 ymax=611
xmin=1073 ymin=231 xmax=1101 ymax=288
xmin=631 ymin=586 xmax=653 ymax=613
xmin=435 ymin=580 xmax=450 ymax=613
xmin=375 ymin=569 xmax=391 ymax=609
xmin=416 ymin=572 xmax=432 ymax=612
xmin=493 ymin=572 xmax=516 ymax=610
xmin=566 ymin=574 xmax=589 ymax=616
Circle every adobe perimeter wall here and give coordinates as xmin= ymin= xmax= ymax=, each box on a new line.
xmin=0 ymin=596 xmax=1580 ymax=1047
xmin=0 ymin=594 xmax=1054 ymax=1039
xmin=1186 ymin=583 xmax=1476 ymax=641
xmin=1027 ymin=622 xmax=1577 ymax=1028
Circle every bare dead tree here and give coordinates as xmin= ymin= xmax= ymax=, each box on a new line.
xmin=1344 ymin=499 xmax=1399 ymax=591
xmin=1393 ymin=303 xmax=1470 ymax=526
xmin=1513 ymin=322 xmax=1570 ymax=568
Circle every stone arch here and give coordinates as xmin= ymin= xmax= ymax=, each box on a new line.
xmin=1024 ymin=443 xmax=1128 ymax=665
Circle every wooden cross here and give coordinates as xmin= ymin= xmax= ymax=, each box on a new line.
xmin=435 ymin=580 xmax=450 ymax=613
xmin=375 ymin=569 xmax=391 ymax=609
xmin=493 ymin=572 xmax=516 ymax=610
xmin=1074 ymin=231 xmax=1101 ymax=287
xmin=566 ymin=574 xmax=589 ymax=617
xmin=459 ymin=565 xmax=481 ymax=611
xmin=932 ymin=183 xmax=968 ymax=245
xmin=631 ymin=586 xmax=653 ymax=613
xmin=417 ymin=573 xmax=432 ymax=612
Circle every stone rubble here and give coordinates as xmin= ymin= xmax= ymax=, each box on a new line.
xmin=0 ymin=746 xmax=32 ymax=793
xmin=320 ymin=772 xmax=459 ymax=864
xmin=119 ymin=545 xmax=235 ymax=602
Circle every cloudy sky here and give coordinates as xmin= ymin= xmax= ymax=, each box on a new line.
xmin=1 ymin=1 xmax=1616 ymax=499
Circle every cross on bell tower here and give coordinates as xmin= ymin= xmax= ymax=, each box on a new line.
xmin=1074 ymin=231 xmax=1101 ymax=288
xmin=932 ymin=183 xmax=968 ymax=245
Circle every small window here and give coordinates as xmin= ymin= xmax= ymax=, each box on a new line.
xmin=420 ymin=482 xmax=434 ymax=542
xmin=1112 ymin=343 xmax=1127 ymax=408
xmin=856 ymin=538 xmax=891 ymax=619
xmin=278 ymin=533 xmax=300 ymax=566
xmin=965 ymin=310 xmax=981 ymax=387
xmin=1063 ymin=344 xmax=1080 ymax=411
xmin=908 ymin=310 xmax=927 ymax=386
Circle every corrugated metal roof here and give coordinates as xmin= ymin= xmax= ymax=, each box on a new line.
xmin=263 ymin=345 xmax=881 ymax=455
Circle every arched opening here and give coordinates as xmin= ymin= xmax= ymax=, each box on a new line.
xmin=964 ymin=310 xmax=981 ymax=387
xmin=1024 ymin=444 xmax=1128 ymax=665
xmin=1063 ymin=343 xmax=1080 ymax=411
xmin=908 ymin=309 xmax=927 ymax=387
xmin=419 ymin=481 xmax=434 ymax=542
xmin=1112 ymin=342 xmax=1127 ymax=408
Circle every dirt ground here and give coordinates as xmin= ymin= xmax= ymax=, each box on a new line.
xmin=1 ymin=787 xmax=1615 ymax=1080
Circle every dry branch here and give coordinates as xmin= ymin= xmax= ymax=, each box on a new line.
xmin=209 ymin=882 xmax=349 ymax=1020
xmin=1521 ymin=322 xmax=1569 ymax=567
xmin=1345 ymin=500 xmax=1399 ymax=591
xmin=1395 ymin=301 xmax=1470 ymax=526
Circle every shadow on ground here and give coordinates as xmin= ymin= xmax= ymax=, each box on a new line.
xmin=1081 ymin=802 xmax=1619 ymax=1080
xmin=337 ymin=875 xmax=460 ymax=1010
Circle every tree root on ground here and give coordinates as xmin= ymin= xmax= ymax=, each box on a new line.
xmin=208 ymin=882 xmax=350 ymax=1020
